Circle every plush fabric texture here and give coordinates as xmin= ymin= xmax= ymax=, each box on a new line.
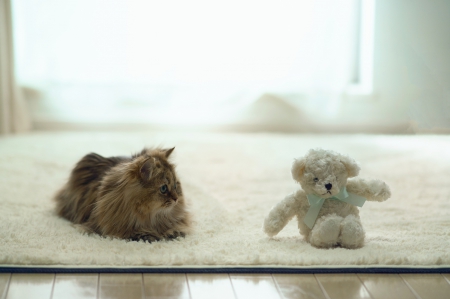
xmin=263 ymin=149 xmax=391 ymax=249
xmin=0 ymin=132 xmax=449 ymax=268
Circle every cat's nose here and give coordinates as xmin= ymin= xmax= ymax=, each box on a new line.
xmin=171 ymin=193 xmax=178 ymax=201
xmin=325 ymin=183 xmax=332 ymax=190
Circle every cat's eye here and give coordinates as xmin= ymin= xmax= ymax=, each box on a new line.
xmin=313 ymin=178 xmax=319 ymax=182
xmin=160 ymin=185 xmax=168 ymax=194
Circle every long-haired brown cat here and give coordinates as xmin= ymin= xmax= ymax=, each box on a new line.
xmin=55 ymin=147 xmax=190 ymax=242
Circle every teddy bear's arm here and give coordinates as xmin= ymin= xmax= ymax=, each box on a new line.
xmin=346 ymin=178 xmax=391 ymax=202
xmin=263 ymin=191 xmax=306 ymax=237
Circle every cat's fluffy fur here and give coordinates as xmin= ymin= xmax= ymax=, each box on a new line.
xmin=54 ymin=147 xmax=190 ymax=242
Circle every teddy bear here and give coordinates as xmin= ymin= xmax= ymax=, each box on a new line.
xmin=263 ymin=148 xmax=391 ymax=249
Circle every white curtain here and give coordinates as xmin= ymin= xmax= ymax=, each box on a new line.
xmin=12 ymin=0 xmax=358 ymax=126
xmin=0 ymin=0 xmax=30 ymax=134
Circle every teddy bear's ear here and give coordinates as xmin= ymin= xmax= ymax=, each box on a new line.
xmin=339 ymin=154 xmax=360 ymax=177
xmin=291 ymin=158 xmax=306 ymax=181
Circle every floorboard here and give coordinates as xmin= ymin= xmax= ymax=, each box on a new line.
xmin=229 ymin=274 xmax=281 ymax=299
xmin=358 ymin=274 xmax=416 ymax=299
xmin=0 ymin=274 xmax=11 ymax=299
xmin=98 ymin=274 xmax=142 ymax=299
xmin=5 ymin=274 xmax=54 ymax=299
xmin=187 ymin=274 xmax=235 ymax=299
xmin=52 ymin=274 xmax=98 ymax=299
xmin=273 ymin=274 xmax=327 ymax=299
xmin=315 ymin=274 xmax=371 ymax=299
xmin=442 ymin=273 xmax=450 ymax=284
xmin=143 ymin=273 xmax=190 ymax=299
xmin=1 ymin=273 xmax=450 ymax=299
xmin=400 ymin=274 xmax=450 ymax=299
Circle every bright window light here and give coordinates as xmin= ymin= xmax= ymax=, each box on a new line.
xmin=347 ymin=0 xmax=375 ymax=95
xmin=12 ymin=0 xmax=362 ymax=125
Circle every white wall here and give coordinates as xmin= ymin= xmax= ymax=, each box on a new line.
xmin=339 ymin=0 xmax=450 ymax=133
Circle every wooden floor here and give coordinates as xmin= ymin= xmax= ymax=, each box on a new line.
xmin=1 ymin=273 xmax=450 ymax=299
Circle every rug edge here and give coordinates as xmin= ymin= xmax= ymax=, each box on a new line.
xmin=2 ymin=265 xmax=450 ymax=274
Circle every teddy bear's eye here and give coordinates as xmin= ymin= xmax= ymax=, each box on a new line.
xmin=313 ymin=178 xmax=319 ymax=182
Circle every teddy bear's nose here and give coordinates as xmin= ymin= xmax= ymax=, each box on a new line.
xmin=325 ymin=183 xmax=332 ymax=190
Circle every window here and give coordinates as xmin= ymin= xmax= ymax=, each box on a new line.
xmin=13 ymin=0 xmax=366 ymax=126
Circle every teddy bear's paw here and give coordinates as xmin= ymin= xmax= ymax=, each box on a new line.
xmin=338 ymin=215 xmax=365 ymax=249
xmin=368 ymin=180 xmax=391 ymax=202
xmin=263 ymin=217 xmax=283 ymax=237
xmin=309 ymin=214 xmax=343 ymax=248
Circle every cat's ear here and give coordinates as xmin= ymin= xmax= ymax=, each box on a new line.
xmin=140 ymin=159 xmax=153 ymax=181
xmin=164 ymin=147 xmax=175 ymax=158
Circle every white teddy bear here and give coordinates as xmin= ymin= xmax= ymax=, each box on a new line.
xmin=263 ymin=148 xmax=391 ymax=249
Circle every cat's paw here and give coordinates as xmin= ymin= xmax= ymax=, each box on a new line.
xmin=130 ymin=233 xmax=160 ymax=243
xmin=166 ymin=231 xmax=186 ymax=240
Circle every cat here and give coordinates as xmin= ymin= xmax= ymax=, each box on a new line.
xmin=54 ymin=147 xmax=191 ymax=242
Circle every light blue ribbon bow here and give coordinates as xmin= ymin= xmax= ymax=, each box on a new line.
xmin=304 ymin=187 xmax=366 ymax=229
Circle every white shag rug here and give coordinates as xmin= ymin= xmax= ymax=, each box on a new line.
xmin=1 ymin=131 xmax=450 ymax=270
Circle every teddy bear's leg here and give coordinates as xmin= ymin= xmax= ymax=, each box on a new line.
xmin=309 ymin=214 xmax=343 ymax=248
xmin=338 ymin=215 xmax=365 ymax=249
